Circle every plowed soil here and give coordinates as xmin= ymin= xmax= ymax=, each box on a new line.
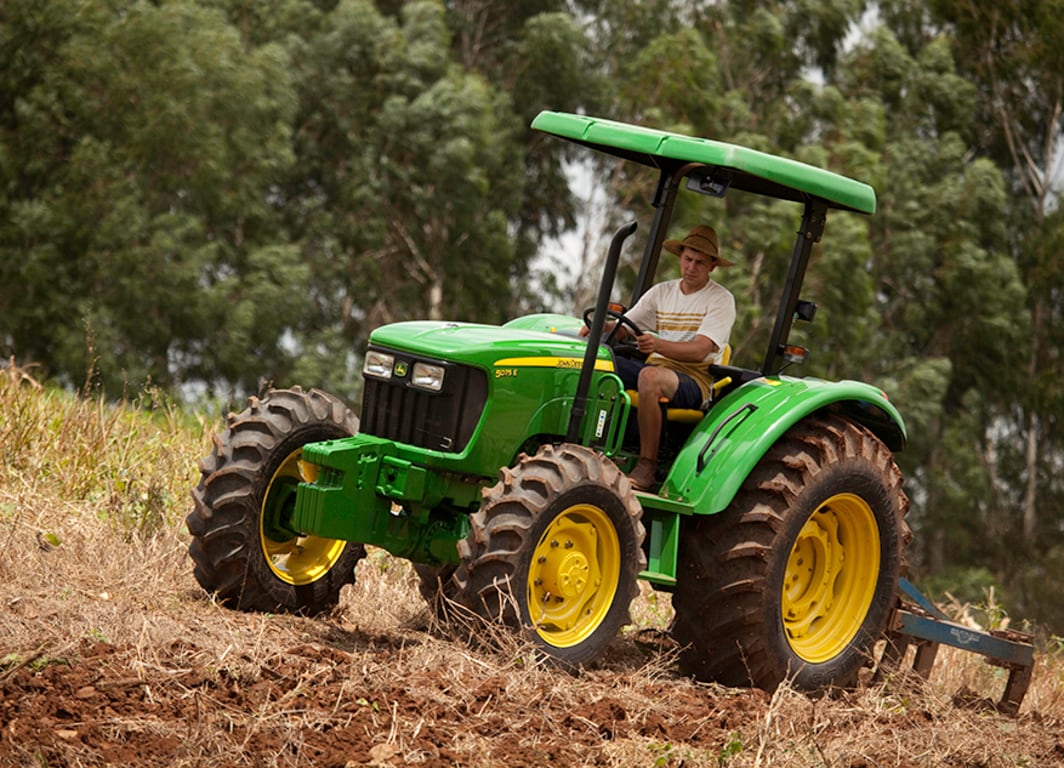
xmin=2 ymin=527 xmax=1063 ymax=768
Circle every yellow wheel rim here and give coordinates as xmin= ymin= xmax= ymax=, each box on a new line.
xmin=260 ymin=448 xmax=348 ymax=586
xmin=527 ymin=503 xmax=621 ymax=648
xmin=782 ymin=493 xmax=880 ymax=664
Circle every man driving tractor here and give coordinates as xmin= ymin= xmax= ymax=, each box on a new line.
xmin=581 ymin=224 xmax=736 ymax=490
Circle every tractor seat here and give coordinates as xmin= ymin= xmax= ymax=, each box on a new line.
xmin=626 ymin=391 xmax=723 ymax=423
xmin=625 ymin=345 xmax=733 ymax=424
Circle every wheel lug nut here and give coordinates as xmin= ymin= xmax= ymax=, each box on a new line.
xmin=564 ymin=540 xmax=573 ymax=549
xmin=550 ymin=540 xmax=559 ymax=548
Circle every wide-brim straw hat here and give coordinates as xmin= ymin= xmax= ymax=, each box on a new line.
xmin=663 ymin=224 xmax=734 ymax=266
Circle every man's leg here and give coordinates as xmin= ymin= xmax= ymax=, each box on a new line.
xmin=612 ymin=355 xmax=644 ymax=390
xmin=636 ymin=366 xmax=680 ymax=463
xmin=628 ymin=366 xmax=680 ymax=490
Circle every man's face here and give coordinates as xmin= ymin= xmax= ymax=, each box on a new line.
xmin=679 ymin=246 xmax=715 ymax=288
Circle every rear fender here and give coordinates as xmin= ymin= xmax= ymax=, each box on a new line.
xmin=663 ymin=376 xmax=906 ymax=516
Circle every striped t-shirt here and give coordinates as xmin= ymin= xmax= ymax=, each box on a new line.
xmin=625 ymin=279 xmax=736 ymax=404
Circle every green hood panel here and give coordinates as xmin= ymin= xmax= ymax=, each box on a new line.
xmin=369 ymin=320 xmax=612 ymax=369
xmin=664 ymin=376 xmax=905 ymax=515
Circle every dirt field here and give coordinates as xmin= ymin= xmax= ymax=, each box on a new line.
xmin=3 ymin=524 xmax=1064 ymax=768
xmin=2 ymin=372 xmax=1063 ymax=767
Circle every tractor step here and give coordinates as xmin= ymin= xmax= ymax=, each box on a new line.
xmin=874 ymin=578 xmax=1035 ymax=715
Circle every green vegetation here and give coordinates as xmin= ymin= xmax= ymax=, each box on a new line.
xmin=0 ymin=363 xmax=205 ymax=540
xmin=3 ymin=1 xmax=1064 ymax=633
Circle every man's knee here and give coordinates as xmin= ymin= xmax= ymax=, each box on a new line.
xmin=636 ymin=365 xmax=659 ymax=391
xmin=637 ymin=366 xmax=677 ymax=398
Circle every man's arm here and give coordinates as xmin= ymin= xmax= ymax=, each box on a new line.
xmin=637 ymin=333 xmax=717 ymax=361
xmin=577 ymin=321 xmax=632 ymax=340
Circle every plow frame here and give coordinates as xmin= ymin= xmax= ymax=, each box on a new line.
xmin=874 ymin=578 xmax=1035 ymax=715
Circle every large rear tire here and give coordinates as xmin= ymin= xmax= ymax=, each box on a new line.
xmin=187 ymin=387 xmax=365 ymax=615
xmin=672 ymin=413 xmax=910 ymax=691
xmin=451 ymin=444 xmax=646 ymax=669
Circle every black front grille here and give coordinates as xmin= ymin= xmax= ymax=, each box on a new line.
xmin=360 ymin=348 xmax=488 ymax=453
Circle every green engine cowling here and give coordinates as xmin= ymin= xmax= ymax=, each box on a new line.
xmin=288 ymin=317 xmax=630 ymax=564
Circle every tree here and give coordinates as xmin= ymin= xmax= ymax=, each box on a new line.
xmin=932 ymin=0 xmax=1064 ymax=547
xmin=924 ymin=0 xmax=1064 ymax=624
xmin=258 ymin=0 xmax=526 ymax=396
xmin=0 ymin=0 xmax=303 ymax=396
xmin=836 ymin=14 xmax=1031 ymax=591
xmin=2 ymin=0 xmax=568 ymax=400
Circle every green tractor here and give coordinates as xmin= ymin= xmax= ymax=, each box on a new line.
xmin=187 ymin=111 xmax=911 ymax=693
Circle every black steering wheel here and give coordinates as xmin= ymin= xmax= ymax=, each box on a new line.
xmin=582 ymin=306 xmax=643 ymax=354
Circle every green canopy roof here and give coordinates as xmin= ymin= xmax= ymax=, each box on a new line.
xmin=531 ymin=111 xmax=876 ymax=215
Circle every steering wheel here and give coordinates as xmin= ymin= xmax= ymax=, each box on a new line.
xmin=582 ymin=306 xmax=643 ymax=354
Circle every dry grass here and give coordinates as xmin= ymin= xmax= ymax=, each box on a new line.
xmin=1 ymin=362 xmax=1063 ymax=767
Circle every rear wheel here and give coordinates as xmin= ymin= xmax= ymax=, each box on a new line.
xmin=187 ymin=387 xmax=365 ymax=615
xmin=672 ymin=413 xmax=910 ymax=691
xmin=451 ymin=443 xmax=646 ymax=668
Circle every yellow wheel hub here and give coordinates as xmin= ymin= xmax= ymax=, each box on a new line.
xmin=260 ymin=449 xmax=348 ymax=586
xmin=782 ymin=493 xmax=880 ymax=663
xmin=527 ymin=504 xmax=620 ymax=648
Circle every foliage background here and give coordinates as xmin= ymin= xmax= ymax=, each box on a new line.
xmin=3 ymin=0 xmax=1064 ymax=631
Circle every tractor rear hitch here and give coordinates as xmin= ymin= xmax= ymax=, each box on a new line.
xmin=874 ymin=577 xmax=1035 ymax=715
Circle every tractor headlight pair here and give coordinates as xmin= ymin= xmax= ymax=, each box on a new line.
xmin=362 ymin=351 xmax=444 ymax=392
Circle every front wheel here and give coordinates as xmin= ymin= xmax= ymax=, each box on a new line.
xmin=186 ymin=387 xmax=366 ymax=615
xmin=451 ymin=444 xmax=646 ymax=669
xmin=672 ymin=413 xmax=911 ymax=692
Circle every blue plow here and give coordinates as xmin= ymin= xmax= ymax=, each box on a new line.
xmin=874 ymin=578 xmax=1035 ymax=715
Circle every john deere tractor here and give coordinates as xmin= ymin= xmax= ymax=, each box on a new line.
xmin=187 ymin=112 xmax=911 ymax=693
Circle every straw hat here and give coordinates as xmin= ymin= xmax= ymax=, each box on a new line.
xmin=663 ymin=224 xmax=734 ymax=266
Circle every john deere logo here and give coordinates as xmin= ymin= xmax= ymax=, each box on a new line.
xmin=394 ymin=362 xmax=408 ymax=378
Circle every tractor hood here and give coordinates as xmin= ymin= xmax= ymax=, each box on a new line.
xmin=368 ymin=319 xmax=614 ymax=372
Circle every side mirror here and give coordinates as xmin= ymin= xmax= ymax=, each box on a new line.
xmin=795 ymin=299 xmax=817 ymax=322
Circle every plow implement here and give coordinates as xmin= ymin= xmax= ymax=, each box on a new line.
xmin=875 ymin=578 xmax=1035 ymax=714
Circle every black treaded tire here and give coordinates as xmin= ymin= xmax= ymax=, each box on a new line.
xmin=672 ymin=413 xmax=911 ymax=692
xmin=451 ymin=443 xmax=646 ymax=669
xmin=186 ymin=386 xmax=365 ymax=615
xmin=413 ymin=563 xmax=458 ymax=619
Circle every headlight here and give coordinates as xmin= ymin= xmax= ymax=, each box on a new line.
xmin=411 ymin=362 xmax=445 ymax=391
xmin=363 ymin=350 xmax=395 ymax=379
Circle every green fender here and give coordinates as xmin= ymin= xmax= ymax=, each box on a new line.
xmin=662 ymin=375 xmax=906 ymax=516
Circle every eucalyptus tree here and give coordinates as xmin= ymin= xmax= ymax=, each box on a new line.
xmin=2 ymin=0 xmax=577 ymax=400
xmin=836 ymin=9 xmax=1031 ymax=597
xmin=235 ymin=0 xmax=526 ymax=397
xmin=436 ymin=1 xmax=605 ymax=313
xmin=0 ymin=0 xmax=302 ymax=396
xmin=920 ymin=0 xmax=1064 ymax=625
